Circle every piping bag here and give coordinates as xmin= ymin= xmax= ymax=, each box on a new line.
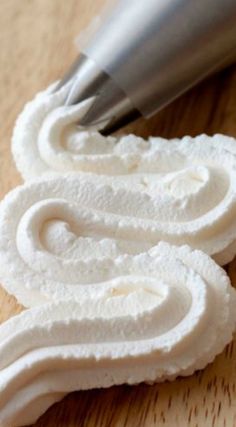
xmin=59 ymin=0 xmax=236 ymax=134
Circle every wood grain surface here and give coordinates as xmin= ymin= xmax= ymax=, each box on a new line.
xmin=1 ymin=1 xmax=236 ymax=426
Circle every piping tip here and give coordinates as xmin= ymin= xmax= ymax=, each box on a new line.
xmin=56 ymin=54 xmax=141 ymax=134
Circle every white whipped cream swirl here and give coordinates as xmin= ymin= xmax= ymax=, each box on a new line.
xmin=0 ymin=171 xmax=236 ymax=308
xmin=0 ymin=242 xmax=235 ymax=426
xmin=12 ymin=81 xmax=236 ymax=181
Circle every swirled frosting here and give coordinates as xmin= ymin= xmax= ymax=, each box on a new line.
xmin=12 ymin=81 xmax=236 ymax=180
xmin=0 ymin=242 xmax=235 ymax=426
xmin=0 ymin=169 xmax=236 ymax=307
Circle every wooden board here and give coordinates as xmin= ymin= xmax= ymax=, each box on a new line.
xmin=1 ymin=1 xmax=236 ymax=426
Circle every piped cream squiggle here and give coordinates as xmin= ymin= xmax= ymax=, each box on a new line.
xmin=12 ymin=81 xmax=236 ymax=180
xmin=0 ymin=171 xmax=236 ymax=307
xmin=0 ymin=242 xmax=235 ymax=426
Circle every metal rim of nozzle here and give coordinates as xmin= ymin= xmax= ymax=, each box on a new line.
xmin=55 ymin=53 xmax=141 ymax=135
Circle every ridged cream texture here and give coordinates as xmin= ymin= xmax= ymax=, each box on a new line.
xmin=12 ymin=81 xmax=236 ymax=181
xmin=0 ymin=243 xmax=235 ymax=426
xmin=11 ymin=82 xmax=236 ymax=266
xmin=0 ymin=165 xmax=236 ymax=307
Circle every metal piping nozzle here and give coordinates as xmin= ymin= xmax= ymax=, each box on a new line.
xmin=59 ymin=0 xmax=236 ymax=134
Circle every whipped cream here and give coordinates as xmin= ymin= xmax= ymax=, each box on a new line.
xmin=0 ymin=169 xmax=236 ymax=307
xmin=0 ymin=242 xmax=235 ymax=427
xmin=12 ymin=80 xmax=236 ymax=180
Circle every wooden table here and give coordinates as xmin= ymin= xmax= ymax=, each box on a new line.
xmin=1 ymin=1 xmax=236 ymax=426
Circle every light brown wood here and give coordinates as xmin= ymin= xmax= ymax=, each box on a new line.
xmin=1 ymin=1 xmax=236 ymax=426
